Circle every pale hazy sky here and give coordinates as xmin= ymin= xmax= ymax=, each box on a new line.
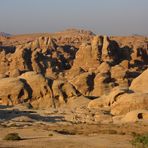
xmin=0 ymin=0 xmax=148 ymax=35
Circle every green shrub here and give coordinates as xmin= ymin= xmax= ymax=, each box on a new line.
xmin=3 ymin=133 xmax=22 ymax=141
xmin=48 ymin=133 xmax=53 ymax=137
xmin=131 ymin=133 xmax=148 ymax=148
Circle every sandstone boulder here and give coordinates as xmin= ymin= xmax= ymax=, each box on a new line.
xmin=19 ymin=71 xmax=53 ymax=109
xmin=72 ymin=36 xmax=102 ymax=71
xmin=66 ymin=96 xmax=90 ymax=109
xmin=24 ymin=36 xmax=56 ymax=50
xmin=92 ymin=72 xmax=112 ymax=97
xmin=94 ymin=113 xmax=113 ymax=124
xmin=121 ymin=110 xmax=148 ymax=123
xmin=111 ymin=65 xmax=128 ymax=88
xmin=52 ymin=79 xmax=77 ymax=106
xmin=10 ymin=47 xmax=32 ymax=73
xmin=0 ymin=78 xmax=28 ymax=105
xmin=111 ymin=65 xmax=126 ymax=80
xmin=91 ymin=36 xmax=103 ymax=61
xmin=130 ymin=69 xmax=148 ymax=93
xmin=66 ymin=67 xmax=85 ymax=80
xmin=87 ymin=96 xmax=106 ymax=109
xmin=130 ymin=46 xmax=148 ymax=65
xmin=95 ymin=62 xmax=110 ymax=74
xmin=9 ymin=69 xmax=21 ymax=77
xmin=70 ymin=72 xmax=95 ymax=96
xmin=88 ymin=87 xmax=127 ymax=109
xmin=73 ymin=43 xmax=99 ymax=71
xmin=111 ymin=93 xmax=148 ymax=115
xmin=105 ymin=87 xmax=128 ymax=106
xmin=0 ymin=50 xmax=9 ymax=75
xmin=101 ymin=36 xmax=119 ymax=63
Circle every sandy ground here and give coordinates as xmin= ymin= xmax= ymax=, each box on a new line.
xmin=0 ymin=126 xmax=133 ymax=148
xmin=0 ymin=105 xmax=148 ymax=148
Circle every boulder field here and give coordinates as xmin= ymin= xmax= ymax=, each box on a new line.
xmin=0 ymin=29 xmax=148 ymax=123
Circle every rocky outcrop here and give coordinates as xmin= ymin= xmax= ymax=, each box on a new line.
xmin=121 ymin=110 xmax=148 ymax=123
xmin=111 ymin=93 xmax=148 ymax=115
xmin=19 ymin=72 xmax=54 ymax=109
xmin=52 ymin=79 xmax=77 ymax=106
xmin=72 ymin=35 xmax=119 ymax=72
xmin=111 ymin=65 xmax=128 ymax=88
xmin=130 ymin=69 xmax=148 ymax=93
xmin=66 ymin=96 xmax=90 ymax=109
xmin=65 ymin=106 xmax=113 ymax=124
xmin=88 ymin=87 xmax=127 ymax=109
xmin=70 ymin=72 xmax=95 ymax=96
xmin=87 ymin=96 xmax=106 ymax=109
xmin=92 ymin=72 xmax=112 ymax=97
xmin=0 ymin=30 xmax=148 ymax=115
xmin=0 ymin=36 xmax=79 ymax=77
xmin=88 ymin=89 xmax=148 ymax=116
xmin=0 ymin=78 xmax=28 ymax=105
xmin=73 ymin=42 xmax=100 ymax=71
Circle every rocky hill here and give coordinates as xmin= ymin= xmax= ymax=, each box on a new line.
xmin=0 ymin=32 xmax=12 ymax=37
xmin=0 ymin=29 xmax=148 ymax=124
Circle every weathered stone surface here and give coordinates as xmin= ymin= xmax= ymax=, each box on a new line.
xmin=106 ymin=88 xmax=128 ymax=106
xmin=94 ymin=113 xmax=113 ymax=124
xmin=70 ymin=72 xmax=95 ymax=96
xmin=73 ymin=42 xmax=100 ymax=71
xmin=88 ymin=87 xmax=127 ymax=109
xmin=24 ymin=36 xmax=56 ymax=50
xmin=10 ymin=47 xmax=32 ymax=73
xmin=121 ymin=110 xmax=148 ymax=123
xmin=111 ymin=65 xmax=129 ymax=88
xmin=9 ymin=69 xmax=21 ymax=77
xmin=130 ymin=69 xmax=148 ymax=93
xmin=52 ymin=79 xmax=77 ymax=106
xmin=111 ymin=93 xmax=148 ymax=115
xmin=111 ymin=65 xmax=126 ymax=80
xmin=87 ymin=96 xmax=106 ymax=109
xmin=72 ymin=35 xmax=119 ymax=72
xmin=66 ymin=67 xmax=85 ymax=80
xmin=0 ymin=78 xmax=28 ymax=105
xmin=19 ymin=71 xmax=53 ymax=109
xmin=0 ymin=30 xmax=148 ymax=116
xmin=66 ymin=96 xmax=90 ymax=109
xmin=92 ymin=72 xmax=112 ymax=97
xmin=95 ymin=62 xmax=111 ymax=74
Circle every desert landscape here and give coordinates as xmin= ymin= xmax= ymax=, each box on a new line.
xmin=0 ymin=29 xmax=147 ymax=147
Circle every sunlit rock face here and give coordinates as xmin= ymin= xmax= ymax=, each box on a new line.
xmin=0 ymin=30 xmax=148 ymax=113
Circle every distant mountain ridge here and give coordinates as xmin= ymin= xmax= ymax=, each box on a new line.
xmin=0 ymin=32 xmax=12 ymax=37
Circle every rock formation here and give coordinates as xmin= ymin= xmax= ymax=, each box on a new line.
xmin=0 ymin=78 xmax=28 ymax=105
xmin=130 ymin=69 xmax=148 ymax=93
xmin=0 ymin=29 xmax=148 ymax=123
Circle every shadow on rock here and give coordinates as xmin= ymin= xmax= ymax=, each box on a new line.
xmin=0 ymin=109 xmax=65 ymax=123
